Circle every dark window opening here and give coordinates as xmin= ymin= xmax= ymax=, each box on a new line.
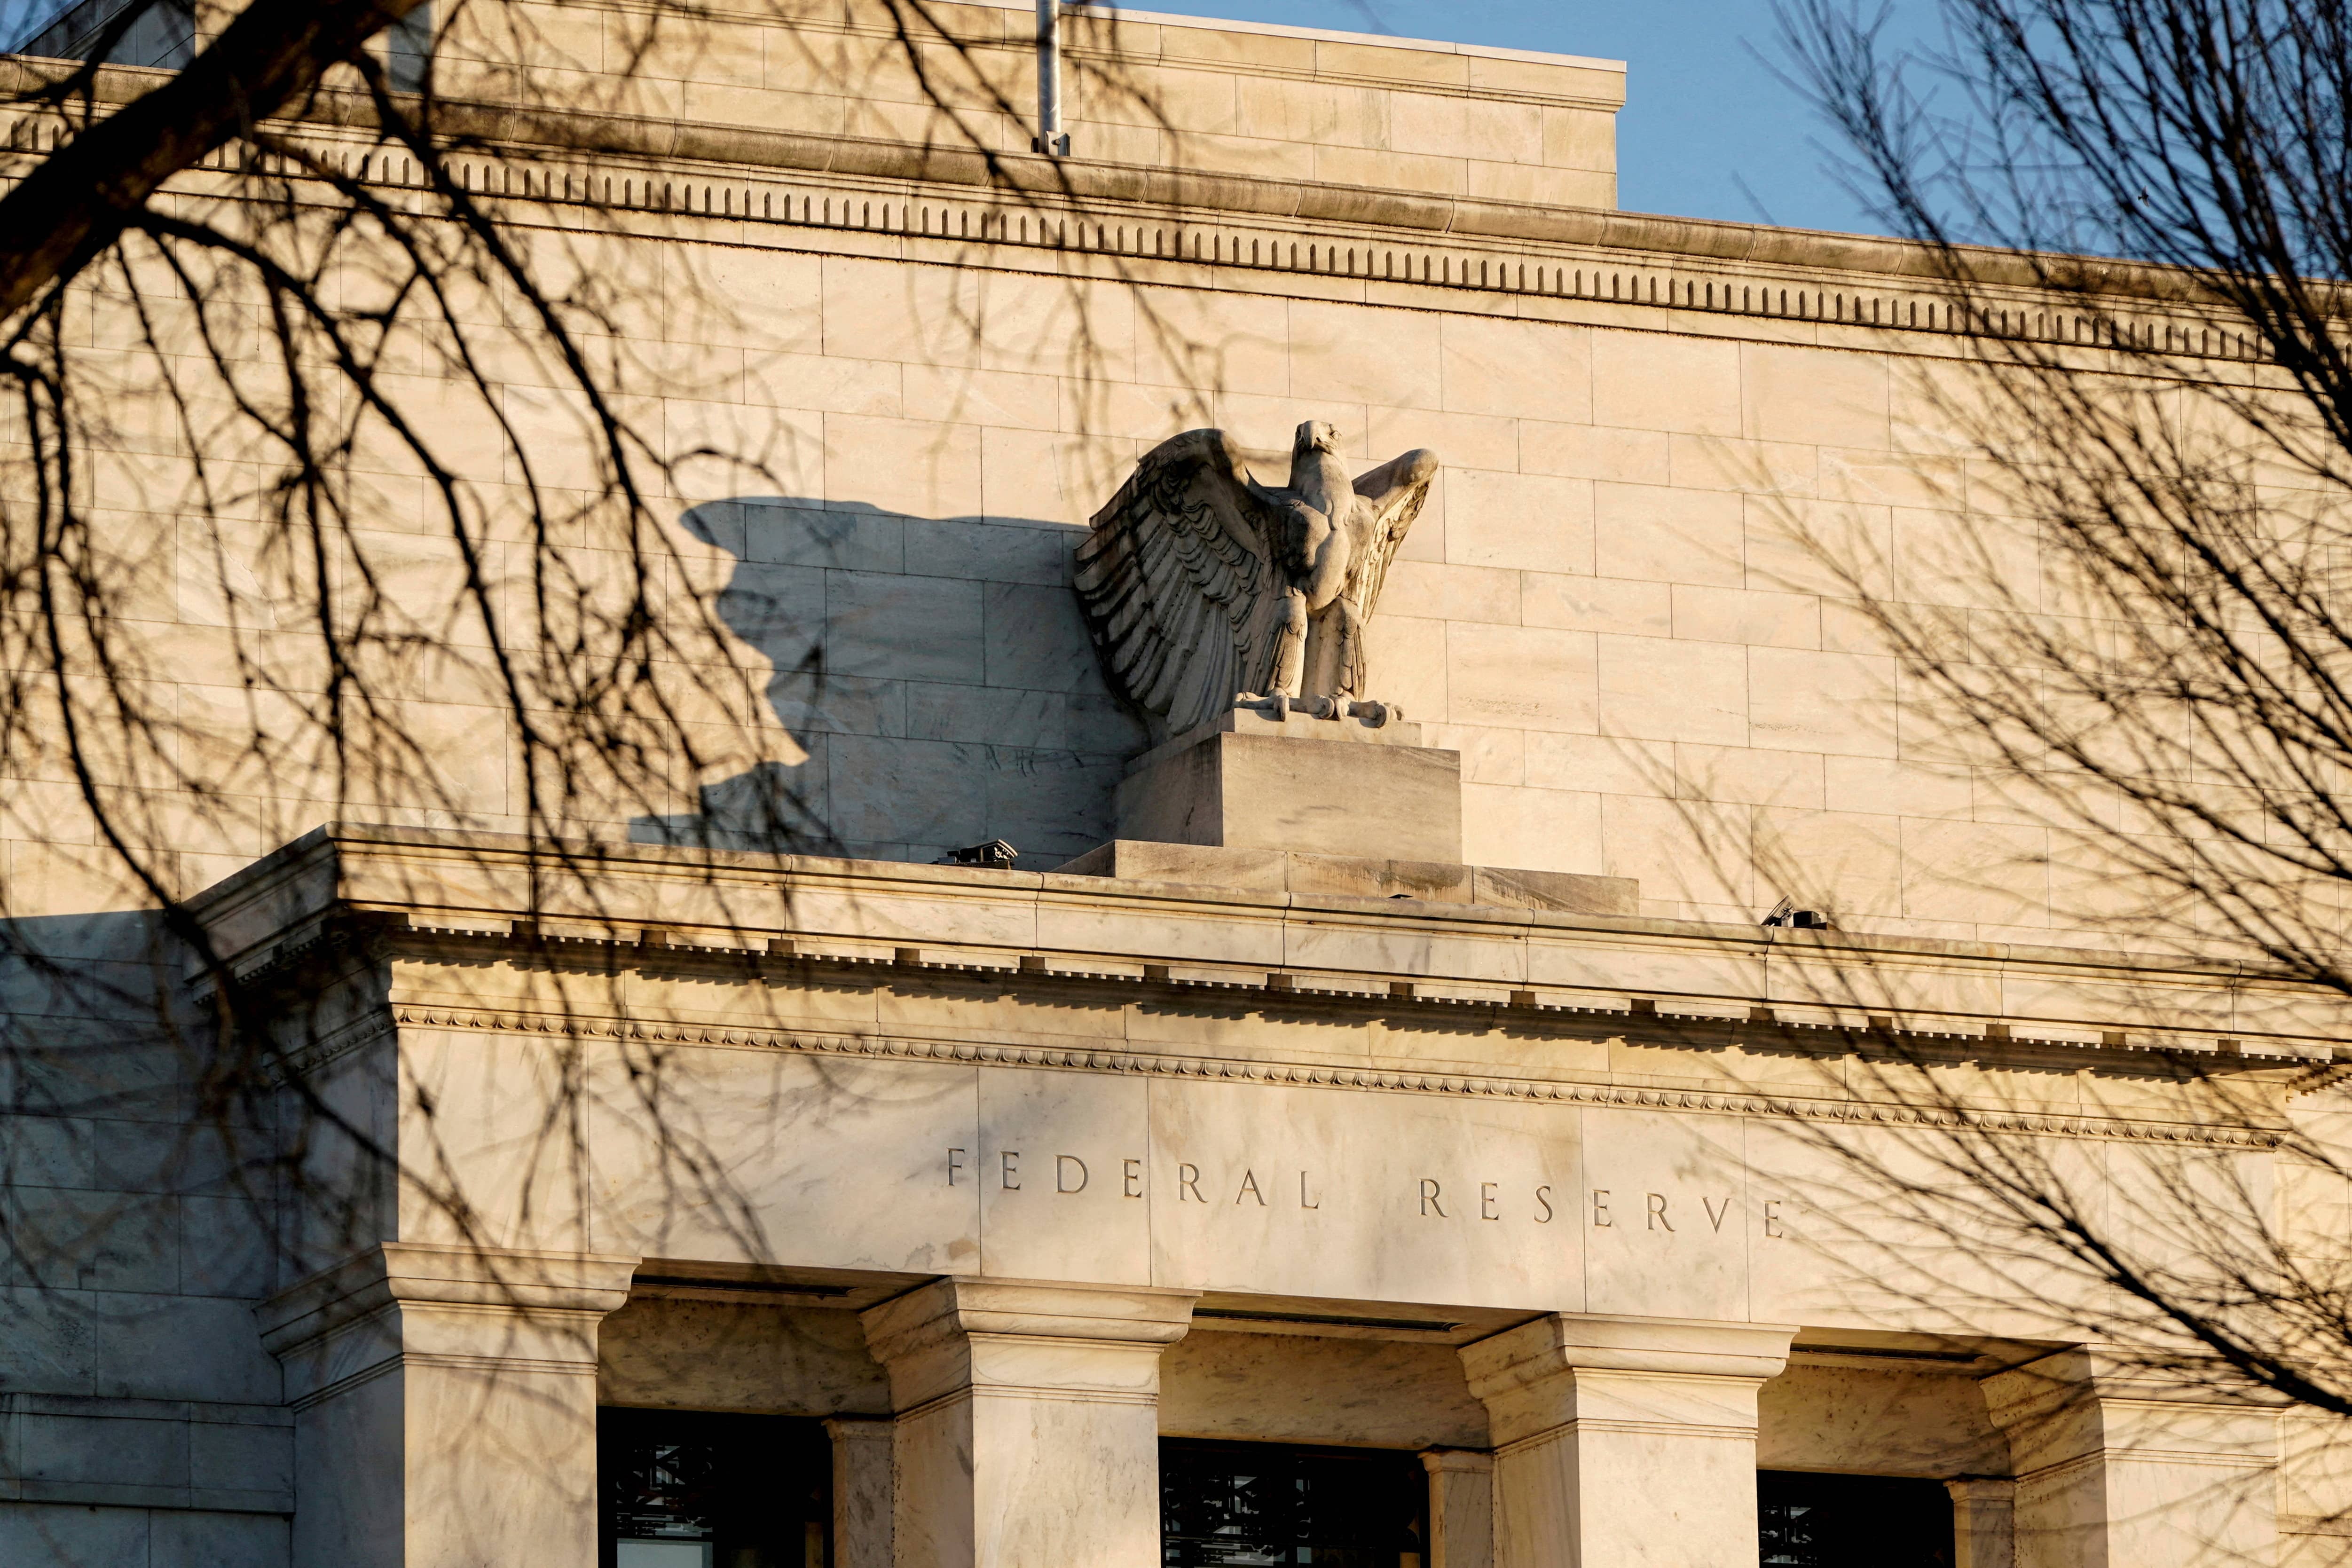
xmin=599 ymin=1409 xmax=829 ymax=1568
xmin=1758 ymin=1471 xmax=1955 ymax=1568
xmin=1159 ymin=1438 xmax=1428 ymax=1567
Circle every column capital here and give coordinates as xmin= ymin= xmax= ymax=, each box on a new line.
xmin=861 ymin=1277 xmax=1198 ymax=1352
xmin=860 ymin=1276 xmax=1196 ymax=1411
xmin=1946 ymin=1477 xmax=2019 ymax=1503
xmin=823 ymin=1413 xmax=895 ymax=1444
xmin=1461 ymin=1315 xmax=1795 ymax=1568
xmin=257 ymin=1244 xmax=637 ymax=1568
xmin=256 ymin=1242 xmax=639 ymax=1405
xmin=861 ymin=1278 xmax=1196 ymax=1568
xmin=1983 ymin=1347 xmax=2280 ymax=1568
xmin=1983 ymin=1347 xmax=2287 ymax=1414
xmin=258 ymin=1242 xmax=639 ymax=1354
xmin=1981 ymin=1347 xmax=2282 ymax=1473
xmin=1461 ymin=1312 xmax=1797 ymax=1442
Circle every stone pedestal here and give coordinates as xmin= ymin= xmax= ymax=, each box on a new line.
xmin=1114 ymin=710 xmax=1462 ymax=863
xmin=256 ymin=1242 xmax=637 ymax=1568
xmin=859 ymin=1279 xmax=1197 ymax=1568
xmin=1075 ymin=708 xmax=1645 ymax=908
xmin=1459 ymin=1314 xmax=1796 ymax=1568
xmin=1422 ymin=1449 xmax=1497 ymax=1568
xmin=1983 ymin=1350 xmax=2278 ymax=1568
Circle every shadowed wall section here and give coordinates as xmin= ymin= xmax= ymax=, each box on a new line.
xmin=638 ymin=498 xmax=1148 ymax=867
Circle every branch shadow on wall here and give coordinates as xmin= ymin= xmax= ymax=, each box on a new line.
xmin=632 ymin=497 xmax=1148 ymax=870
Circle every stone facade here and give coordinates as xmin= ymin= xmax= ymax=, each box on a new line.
xmin=3 ymin=3 xmax=2350 ymax=1567
xmin=0 ymin=0 xmax=2277 ymax=940
xmin=173 ymin=824 xmax=2335 ymax=1568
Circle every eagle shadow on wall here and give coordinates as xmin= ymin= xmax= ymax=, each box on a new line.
xmin=635 ymin=419 xmax=1438 ymax=862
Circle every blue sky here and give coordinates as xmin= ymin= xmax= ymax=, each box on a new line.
xmin=1132 ymin=0 xmax=1940 ymax=237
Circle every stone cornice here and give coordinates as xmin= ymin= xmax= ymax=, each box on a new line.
xmin=227 ymin=918 xmax=2304 ymax=1150
xmin=180 ymin=824 xmax=2336 ymax=1149
xmin=186 ymin=825 xmax=2352 ymax=1067
xmin=0 ymin=61 xmax=2299 ymax=347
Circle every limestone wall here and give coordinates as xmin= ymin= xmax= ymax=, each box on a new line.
xmin=434 ymin=0 xmax=1625 ymax=208
xmin=0 ymin=16 xmax=2331 ymax=1560
xmin=0 ymin=1 xmax=2282 ymax=946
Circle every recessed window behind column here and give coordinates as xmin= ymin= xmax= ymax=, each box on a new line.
xmin=1758 ymin=1471 xmax=1955 ymax=1568
xmin=1160 ymin=1438 xmax=1429 ymax=1567
xmin=599 ymin=1409 xmax=830 ymax=1568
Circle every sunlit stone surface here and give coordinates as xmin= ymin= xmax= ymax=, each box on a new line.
xmin=2 ymin=2 xmax=2346 ymax=1566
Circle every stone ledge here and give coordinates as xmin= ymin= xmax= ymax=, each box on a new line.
xmin=6 ymin=1479 xmax=294 ymax=1513
xmin=1057 ymin=840 xmax=1639 ymax=917
xmin=0 ymin=1395 xmax=294 ymax=1515
xmin=181 ymin=826 xmax=2352 ymax=1063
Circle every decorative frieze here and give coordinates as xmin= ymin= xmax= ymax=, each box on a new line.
xmin=0 ymin=104 xmax=2272 ymax=362
xmin=376 ymin=998 xmax=2283 ymax=1150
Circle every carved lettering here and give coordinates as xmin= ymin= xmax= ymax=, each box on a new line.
xmin=1133 ymin=1162 xmax=1783 ymax=1237
xmin=947 ymin=1148 xmax=967 ymax=1187
xmin=1001 ymin=1151 xmax=1021 ymax=1191
xmin=1058 ymin=1155 xmax=1089 ymax=1194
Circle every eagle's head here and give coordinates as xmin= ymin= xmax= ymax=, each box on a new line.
xmin=1291 ymin=419 xmax=1341 ymax=457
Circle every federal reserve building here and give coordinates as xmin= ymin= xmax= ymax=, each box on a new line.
xmin=3 ymin=0 xmax=2351 ymax=1566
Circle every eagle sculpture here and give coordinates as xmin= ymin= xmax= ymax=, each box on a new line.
xmin=1072 ymin=420 xmax=1440 ymax=740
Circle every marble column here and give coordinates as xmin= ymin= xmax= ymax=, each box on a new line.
xmin=1947 ymin=1477 xmax=2016 ymax=1568
xmin=1421 ymin=1448 xmax=1496 ymax=1568
xmin=1458 ymin=1314 xmax=1796 ymax=1568
xmin=826 ymin=1415 xmax=895 ymax=1568
xmin=256 ymin=1241 xmax=637 ymax=1568
xmin=1982 ymin=1348 xmax=2278 ymax=1568
xmin=859 ymin=1278 xmax=1197 ymax=1568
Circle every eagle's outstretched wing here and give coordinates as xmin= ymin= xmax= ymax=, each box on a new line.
xmin=1073 ymin=428 xmax=1291 ymax=738
xmin=1333 ymin=448 xmax=1440 ymax=691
